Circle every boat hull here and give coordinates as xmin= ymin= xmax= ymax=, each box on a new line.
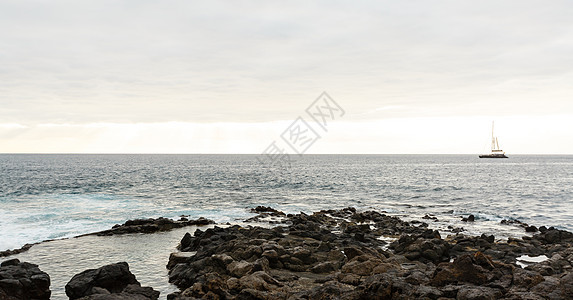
xmin=479 ymin=154 xmax=508 ymax=158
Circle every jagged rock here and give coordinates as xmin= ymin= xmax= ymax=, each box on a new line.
xmin=0 ymin=244 xmax=35 ymax=258
xmin=462 ymin=215 xmax=475 ymax=222
xmin=390 ymin=231 xmax=449 ymax=264
xmin=352 ymin=273 xmax=396 ymax=299
xmin=250 ymin=206 xmax=285 ymax=216
xmin=431 ymin=254 xmax=489 ymax=286
xmin=306 ymin=280 xmax=355 ymax=299
xmin=245 ymin=206 xmax=287 ymax=223
xmin=227 ymin=261 xmax=254 ymax=277
xmin=177 ymin=272 xmax=230 ymax=299
xmin=311 ymin=261 xmax=338 ymax=274
xmin=167 ymin=252 xmax=195 ymax=269
xmin=164 ymin=207 xmax=573 ymax=300
xmin=512 ymin=268 xmax=544 ymax=289
xmin=0 ymin=259 xmax=50 ymax=299
xmin=526 ymin=225 xmax=538 ymax=232
xmin=179 ymin=232 xmax=193 ymax=250
xmin=457 ymin=286 xmax=503 ymax=300
xmin=238 ymin=271 xmax=281 ymax=291
xmin=65 ymin=262 xmax=159 ymax=300
xmin=559 ymin=272 xmax=573 ymax=297
xmin=533 ymin=228 xmax=573 ymax=244
xmin=341 ymin=255 xmax=384 ymax=276
xmin=92 ymin=217 xmax=214 ymax=236
xmin=422 ymin=214 xmax=438 ymax=221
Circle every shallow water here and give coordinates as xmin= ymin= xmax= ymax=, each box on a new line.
xmin=1 ymin=226 xmax=210 ymax=299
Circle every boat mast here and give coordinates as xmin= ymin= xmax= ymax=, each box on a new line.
xmin=491 ymin=121 xmax=496 ymax=151
xmin=480 ymin=121 xmax=507 ymax=158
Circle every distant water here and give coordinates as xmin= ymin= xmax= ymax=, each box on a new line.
xmin=1 ymin=154 xmax=573 ymax=252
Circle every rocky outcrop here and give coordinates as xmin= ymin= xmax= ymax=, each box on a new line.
xmin=166 ymin=207 xmax=573 ymax=299
xmin=0 ymin=244 xmax=35 ymax=258
xmin=65 ymin=262 xmax=159 ymax=300
xmin=0 ymin=258 xmax=50 ymax=300
xmin=389 ymin=229 xmax=450 ymax=263
xmin=88 ymin=217 xmax=215 ymax=236
xmin=245 ymin=206 xmax=287 ymax=223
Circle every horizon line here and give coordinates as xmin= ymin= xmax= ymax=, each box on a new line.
xmin=1 ymin=153 xmax=572 ymax=156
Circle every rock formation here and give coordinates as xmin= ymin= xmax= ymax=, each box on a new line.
xmin=65 ymin=262 xmax=159 ymax=300
xmin=166 ymin=207 xmax=573 ymax=299
xmin=0 ymin=258 xmax=50 ymax=300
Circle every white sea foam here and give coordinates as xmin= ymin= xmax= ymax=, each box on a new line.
xmin=2 ymin=154 xmax=573 ymax=252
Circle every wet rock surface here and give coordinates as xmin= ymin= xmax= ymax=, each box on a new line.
xmin=167 ymin=207 xmax=573 ymax=299
xmin=0 ymin=258 xmax=50 ymax=300
xmin=0 ymin=244 xmax=35 ymax=258
xmin=65 ymin=262 xmax=159 ymax=300
xmin=88 ymin=217 xmax=215 ymax=236
xmin=245 ymin=206 xmax=288 ymax=223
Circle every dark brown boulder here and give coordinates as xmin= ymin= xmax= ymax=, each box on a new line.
xmin=65 ymin=262 xmax=159 ymax=299
xmin=430 ymin=254 xmax=488 ymax=286
xmin=0 ymin=259 xmax=50 ymax=300
xmin=457 ymin=286 xmax=502 ymax=300
xmin=533 ymin=228 xmax=573 ymax=244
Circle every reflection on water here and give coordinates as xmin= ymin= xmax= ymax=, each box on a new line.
xmin=1 ymin=226 xmax=212 ymax=299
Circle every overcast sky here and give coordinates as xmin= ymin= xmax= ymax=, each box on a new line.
xmin=1 ymin=0 xmax=572 ymax=153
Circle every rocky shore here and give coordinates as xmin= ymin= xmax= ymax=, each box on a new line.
xmin=167 ymin=207 xmax=573 ymax=299
xmin=2 ymin=208 xmax=573 ymax=299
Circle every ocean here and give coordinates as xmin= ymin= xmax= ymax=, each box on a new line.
xmin=1 ymin=154 xmax=572 ymax=298
xmin=1 ymin=154 xmax=573 ymax=251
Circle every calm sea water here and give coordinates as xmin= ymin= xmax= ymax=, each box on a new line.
xmin=1 ymin=154 xmax=573 ymax=298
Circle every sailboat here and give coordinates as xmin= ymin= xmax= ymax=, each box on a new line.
xmin=479 ymin=121 xmax=508 ymax=158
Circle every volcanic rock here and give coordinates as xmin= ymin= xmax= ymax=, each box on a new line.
xmin=165 ymin=207 xmax=573 ymax=300
xmin=90 ymin=217 xmax=214 ymax=236
xmin=65 ymin=262 xmax=159 ymax=299
xmin=0 ymin=259 xmax=50 ymax=300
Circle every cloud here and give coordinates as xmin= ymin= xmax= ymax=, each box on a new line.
xmin=1 ymin=1 xmax=572 ymax=152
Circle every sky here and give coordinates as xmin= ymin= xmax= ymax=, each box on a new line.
xmin=1 ymin=0 xmax=572 ymax=154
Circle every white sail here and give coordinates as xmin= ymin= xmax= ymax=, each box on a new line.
xmin=490 ymin=121 xmax=497 ymax=151
xmin=491 ymin=124 xmax=503 ymax=153
xmin=480 ymin=121 xmax=507 ymax=158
